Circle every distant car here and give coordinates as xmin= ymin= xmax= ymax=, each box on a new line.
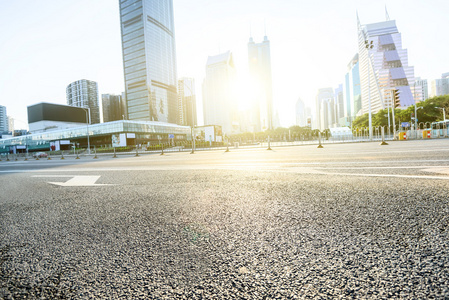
xmin=33 ymin=152 xmax=48 ymax=158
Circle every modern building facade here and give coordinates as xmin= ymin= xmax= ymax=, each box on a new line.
xmin=102 ymin=94 xmax=126 ymax=123
xmin=344 ymin=54 xmax=362 ymax=125
xmin=430 ymin=73 xmax=449 ymax=97
xmin=202 ymin=51 xmax=238 ymax=134
xmin=27 ymin=103 xmax=88 ymax=133
xmin=66 ymin=79 xmax=100 ymax=124
xmin=0 ymin=120 xmax=191 ymax=154
xmin=8 ymin=116 xmax=14 ymax=134
xmin=178 ymin=77 xmax=197 ymax=127
xmin=315 ymin=88 xmax=335 ymax=130
xmin=0 ymin=105 xmax=7 ymax=133
xmin=415 ymin=77 xmax=429 ymax=102
xmin=119 ymin=0 xmax=178 ymax=124
xmin=248 ymin=35 xmax=274 ymax=131
xmin=335 ymin=84 xmax=344 ymax=126
xmin=358 ymin=15 xmax=415 ymax=114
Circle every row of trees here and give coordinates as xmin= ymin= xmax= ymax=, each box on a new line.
xmin=352 ymin=95 xmax=449 ymax=128
xmin=227 ymin=95 xmax=449 ymax=142
xmin=229 ymin=126 xmax=327 ymax=143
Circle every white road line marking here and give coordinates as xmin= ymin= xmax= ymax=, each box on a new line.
xmin=32 ymin=175 xmax=113 ymax=186
xmin=314 ymin=172 xmax=449 ymax=180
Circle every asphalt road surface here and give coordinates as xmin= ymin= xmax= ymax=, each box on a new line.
xmin=1 ymin=140 xmax=449 ymax=299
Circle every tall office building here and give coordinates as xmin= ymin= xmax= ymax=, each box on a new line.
xmin=430 ymin=73 xmax=449 ymax=97
xmin=102 ymin=94 xmax=126 ymax=123
xmin=248 ymin=35 xmax=274 ymax=131
xmin=414 ymin=77 xmax=428 ymax=102
xmin=315 ymin=88 xmax=335 ymax=130
xmin=0 ymin=105 xmax=8 ymax=132
xmin=8 ymin=116 xmax=14 ymax=134
xmin=178 ymin=78 xmax=197 ymax=127
xmin=335 ymin=84 xmax=344 ymax=126
xmin=66 ymin=79 xmax=100 ymax=124
xmin=295 ymin=98 xmax=306 ymax=127
xmin=344 ymin=54 xmax=362 ymax=123
xmin=358 ymin=14 xmax=415 ymax=114
xmin=203 ymin=51 xmax=237 ymax=134
xmin=119 ymin=0 xmax=178 ymax=124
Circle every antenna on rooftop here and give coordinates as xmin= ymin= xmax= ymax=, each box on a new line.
xmin=385 ymin=5 xmax=391 ymax=21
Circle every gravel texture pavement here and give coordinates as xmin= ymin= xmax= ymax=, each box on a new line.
xmin=1 ymin=141 xmax=449 ymax=299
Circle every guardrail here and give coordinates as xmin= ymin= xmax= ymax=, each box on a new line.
xmin=1 ymin=129 xmax=447 ymax=162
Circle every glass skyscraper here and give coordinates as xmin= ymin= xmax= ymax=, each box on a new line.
xmin=202 ymin=51 xmax=237 ymax=134
xmin=344 ymin=53 xmax=362 ymax=124
xmin=248 ymin=35 xmax=274 ymax=131
xmin=358 ymin=15 xmax=415 ymax=114
xmin=178 ymin=78 xmax=197 ymax=127
xmin=119 ymin=0 xmax=178 ymax=124
xmin=102 ymin=94 xmax=126 ymax=123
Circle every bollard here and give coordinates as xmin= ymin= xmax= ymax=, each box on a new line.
xmin=267 ymin=136 xmax=272 ymax=150
xmin=225 ymin=142 xmax=230 ymax=152
xmin=190 ymin=140 xmax=195 ymax=154
xmin=76 ymin=150 xmax=80 ymax=159
xmin=113 ymin=147 xmax=117 ymax=158
xmin=94 ymin=147 xmax=98 ymax=159
xmin=380 ymin=127 xmax=388 ymax=145
xmin=24 ymin=154 xmax=28 ymax=161
xmin=7 ymin=154 xmax=10 ymax=161
xmin=135 ymin=146 xmax=139 ymax=157
xmin=61 ymin=151 xmax=65 ymax=160
xmin=48 ymin=154 xmax=51 ymax=160
xmin=317 ymin=132 xmax=324 ymax=148
xmin=161 ymin=144 xmax=165 ymax=155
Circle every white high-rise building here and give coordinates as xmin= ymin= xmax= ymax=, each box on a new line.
xmin=178 ymin=77 xmax=197 ymax=127
xmin=0 ymin=105 xmax=8 ymax=132
xmin=248 ymin=35 xmax=274 ymax=131
xmin=202 ymin=51 xmax=238 ymax=134
xmin=414 ymin=77 xmax=428 ymax=101
xmin=358 ymin=14 xmax=416 ymax=113
xmin=335 ymin=84 xmax=344 ymax=126
xmin=315 ymin=88 xmax=334 ymax=131
xmin=66 ymin=79 xmax=100 ymax=124
xmin=430 ymin=73 xmax=449 ymax=97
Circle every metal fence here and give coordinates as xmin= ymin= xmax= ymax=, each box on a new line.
xmin=1 ymin=126 xmax=448 ymax=161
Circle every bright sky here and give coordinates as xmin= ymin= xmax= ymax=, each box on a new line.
xmin=1 ymin=0 xmax=448 ymax=129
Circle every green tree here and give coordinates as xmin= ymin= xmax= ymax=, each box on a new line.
xmin=352 ymin=95 xmax=449 ymax=128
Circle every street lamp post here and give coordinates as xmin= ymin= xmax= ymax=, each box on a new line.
xmin=82 ymin=107 xmax=91 ymax=154
xmin=365 ymin=40 xmax=374 ymax=141
xmin=390 ymin=90 xmax=397 ymax=140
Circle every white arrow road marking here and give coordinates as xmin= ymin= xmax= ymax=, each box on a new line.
xmin=32 ymin=175 xmax=113 ymax=186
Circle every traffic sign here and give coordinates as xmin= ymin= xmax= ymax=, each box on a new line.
xmin=401 ymin=122 xmax=410 ymax=128
xmin=169 ymin=134 xmax=175 ymax=139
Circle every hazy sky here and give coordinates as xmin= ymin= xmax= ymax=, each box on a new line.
xmin=1 ymin=0 xmax=448 ymax=129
